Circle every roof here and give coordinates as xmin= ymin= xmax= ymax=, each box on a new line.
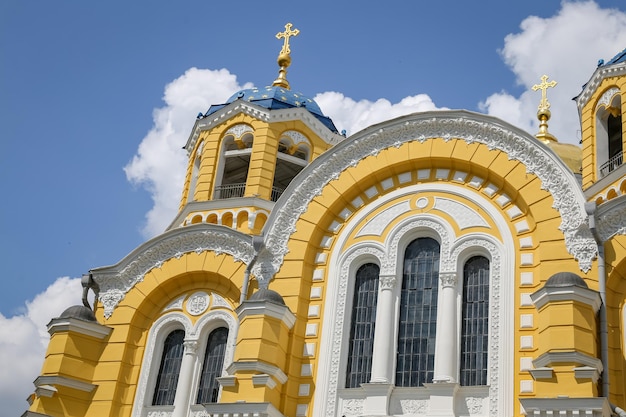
xmin=603 ymin=47 xmax=626 ymax=66
xmin=203 ymin=86 xmax=338 ymax=133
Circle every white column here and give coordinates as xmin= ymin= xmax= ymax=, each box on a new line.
xmin=172 ymin=339 xmax=199 ymax=417
xmin=434 ymin=272 xmax=458 ymax=383
xmin=370 ymin=274 xmax=396 ymax=383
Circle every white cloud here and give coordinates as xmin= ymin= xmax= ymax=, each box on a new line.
xmin=124 ymin=68 xmax=254 ymax=238
xmin=314 ymin=92 xmax=441 ymax=136
xmin=481 ymin=1 xmax=626 ymax=144
xmin=0 ymin=277 xmax=82 ymax=417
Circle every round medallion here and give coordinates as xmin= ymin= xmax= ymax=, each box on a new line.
xmin=186 ymin=292 xmax=209 ymax=316
xmin=416 ymin=197 xmax=429 ymax=209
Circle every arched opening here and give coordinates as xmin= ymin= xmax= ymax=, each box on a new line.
xmin=272 ymin=135 xmax=309 ymax=202
xmin=597 ymin=90 xmax=623 ymax=177
xmin=152 ymin=329 xmax=185 ymax=406
xmin=214 ymin=132 xmax=253 ymax=199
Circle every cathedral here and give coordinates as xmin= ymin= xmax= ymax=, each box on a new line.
xmin=23 ymin=24 xmax=626 ymax=417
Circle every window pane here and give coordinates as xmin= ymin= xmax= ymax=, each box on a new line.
xmin=460 ymin=256 xmax=489 ymax=386
xmin=396 ymin=238 xmax=440 ymax=387
xmin=197 ymin=327 xmax=229 ymax=403
xmin=152 ymin=329 xmax=185 ymax=405
xmin=345 ymin=263 xmax=379 ymax=388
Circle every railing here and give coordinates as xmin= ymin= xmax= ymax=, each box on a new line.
xmin=270 ymin=186 xmax=285 ymax=202
xmin=214 ymin=183 xmax=245 ymax=199
xmin=599 ymin=151 xmax=624 ymax=177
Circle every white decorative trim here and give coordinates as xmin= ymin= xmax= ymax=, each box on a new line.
xmin=595 ymin=87 xmax=621 ymax=110
xmin=186 ymin=292 xmax=209 ymax=316
xmin=434 ymin=197 xmax=490 ymax=229
xmin=186 ymin=102 xmax=343 ymax=156
xmin=92 ymin=225 xmax=254 ymax=318
xmin=356 ymin=201 xmax=411 ymax=237
xmin=163 ymin=295 xmax=185 ymax=312
xmin=529 ymin=367 xmax=553 ymax=380
xmin=224 ymin=123 xmax=253 ymax=139
xmin=47 ymin=317 xmax=112 ymax=339
xmin=34 ymin=376 xmax=96 ymax=393
xmin=282 ymin=130 xmax=310 ymax=146
xmin=519 ymin=397 xmax=611 ymax=417
xmin=531 ymin=285 xmax=601 ymax=312
xmin=533 ymin=351 xmax=603 ymax=372
xmin=202 ymin=402 xmax=286 ymax=417
xmin=596 ymin=195 xmax=626 ymax=241
xmin=236 ymin=300 xmax=296 ymax=329
xmin=226 ymin=361 xmax=288 ymax=384
xmin=252 ymin=374 xmax=277 ymax=389
xmin=211 ymin=293 xmax=232 ymax=309
xmin=132 ymin=310 xmax=238 ymax=417
xmin=576 ymin=61 xmax=626 ymax=110
xmin=265 ymin=111 xmax=596 ymax=275
xmin=341 ymin=398 xmax=365 ymax=417
xmin=573 ymin=366 xmax=600 ymax=382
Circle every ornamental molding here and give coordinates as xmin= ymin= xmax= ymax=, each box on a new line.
xmin=186 ymin=292 xmax=210 ymax=316
xmin=341 ymin=398 xmax=364 ymax=417
xmin=449 ymin=237 xmax=502 ymax=417
xmin=92 ymin=225 xmax=254 ymax=319
xmin=386 ymin=217 xmax=452 ymax=275
xmin=225 ymin=123 xmax=253 ymax=139
xmin=282 ymin=130 xmax=310 ymax=146
xmin=439 ymin=273 xmax=458 ymax=288
xmin=596 ymin=196 xmax=626 ymax=241
xmin=434 ymin=197 xmax=489 ymax=229
xmin=265 ymin=111 xmax=595 ymax=275
xmin=595 ymin=87 xmax=621 ymax=110
xmin=132 ymin=310 xmax=238 ymax=417
xmin=356 ymin=201 xmax=412 ymax=237
xmin=576 ymin=62 xmax=626 ymax=111
xmin=324 ymin=245 xmax=385 ymax=417
xmin=185 ymin=102 xmax=343 ymax=156
xmin=379 ymin=274 xmax=397 ymax=290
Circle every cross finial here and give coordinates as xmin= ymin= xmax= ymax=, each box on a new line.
xmin=532 ymin=75 xmax=558 ymax=143
xmin=272 ymin=23 xmax=300 ymax=90
xmin=276 ymin=23 xmax=299 ymax=56
xmin=532 ymin=74 xmax=557 ymax=111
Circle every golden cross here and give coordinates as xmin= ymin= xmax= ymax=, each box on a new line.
xmin=532 ymin=74 xmax=557 ymax=110
xmin=276 ymin=23 xmax=300 ymax=56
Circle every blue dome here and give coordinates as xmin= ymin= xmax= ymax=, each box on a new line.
xmin=204 ymin=86 xmax=338 ymax=133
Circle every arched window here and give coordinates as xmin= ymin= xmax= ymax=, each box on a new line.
xmin=272 ymin=134 xmax=309 ymax=202
xmin=345 ymin=263 xmax=379 ymax=388
xmin=596 ymin=90 xmax=623 ymax=177
xmin=396 ymin=237 xmax=440 ymax=387
xmin=215 ymin=134 xmax=253 ymax=199
xmin=196 ymin=327 xmax=229 ymax=403
xmin=152 ymin=329 xmax=185 ymax=405
xmin=460 ymin=256 xmax=490 ymax=386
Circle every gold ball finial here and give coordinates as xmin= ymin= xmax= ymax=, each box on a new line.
xmin=272 ymin=23 xmax=300 ymax=90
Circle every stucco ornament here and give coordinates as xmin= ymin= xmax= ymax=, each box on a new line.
xmin=93 ymin=227 xmax=254 ymax=318
xmin=265 ymin=111 xmax=596 ymax=275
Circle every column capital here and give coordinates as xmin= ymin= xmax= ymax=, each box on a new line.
xmin=183 ymin=340 xmax=199 ymax=355
xmin=439 ymin=272 xmax=458 ymax=288
xmin=379 ymin=274 xmax=397 ymax=290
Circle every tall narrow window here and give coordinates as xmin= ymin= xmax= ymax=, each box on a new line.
xmin=396 ymin=238 xmax=440 ymax=387
xmin=152 ymin=329 xmax=185 ymax=405
xmin=196 ymin=327 xmax=229 ymax=404
xmin=345 ymin=263 xmax=380 ymax=388
xmin=460 ymin=256 xmax=490 ymax=386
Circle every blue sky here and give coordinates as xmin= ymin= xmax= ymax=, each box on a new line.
xmin=1 ymin=1 xmax=626 ymax=415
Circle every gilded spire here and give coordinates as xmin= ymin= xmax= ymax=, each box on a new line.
xmin=532 ymin=74 xmax=558 ymax=143
xmin=272 ymin=23 xmax=300 ymax=90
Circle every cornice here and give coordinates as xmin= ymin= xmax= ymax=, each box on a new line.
xmin=185 ymin=101 xmax=343 ymax=156
xmin=47 ymin=317 xmax=112 ymax=339
xmin=91 ymin=224 xmax=254 ymax=319
xmin=34 ymin=375 xmax=96 ymax=393
xmin=575 ymin=62 xmax=626 ymax=112
xmin=264 ymin=110 xmax=596 ymax=275
xmin=531 ymin=285 xmax=601 ymax=312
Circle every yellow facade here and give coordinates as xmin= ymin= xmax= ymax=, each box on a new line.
xmin=25 ymin=42 xmax=626 ymax=417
